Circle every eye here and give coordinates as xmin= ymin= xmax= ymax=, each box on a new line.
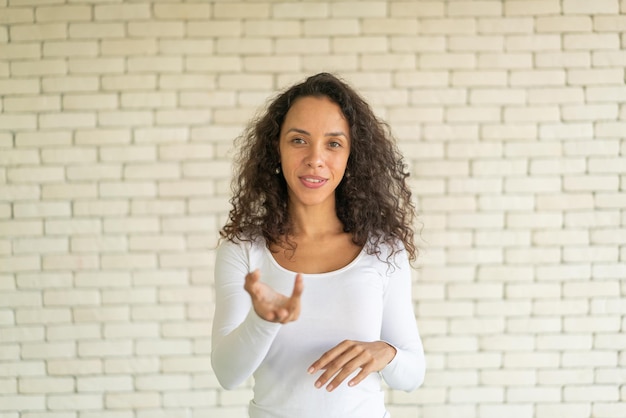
xmin=292 ymin=137 xmax=306 ymax=144
xmin=329 ymin=141 xmax=341 ymax=148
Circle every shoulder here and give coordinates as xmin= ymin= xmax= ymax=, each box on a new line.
xmin=216 ymin=236 xmax=266 ymax=261
xmin=364 ymin=235 xmax=409 ymax=276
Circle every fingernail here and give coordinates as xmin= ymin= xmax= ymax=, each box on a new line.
xmin=307 ymin=367 xmax=314 ymax=374
xmin=315 ymin=381 xmax=321 ymax=388
xmin=326 ymin=384 xmax=333 ymax=391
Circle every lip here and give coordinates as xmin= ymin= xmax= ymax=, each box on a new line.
xmin=299 ymin=175 xmax=328 ymax=189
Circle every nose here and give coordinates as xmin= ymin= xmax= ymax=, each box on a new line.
xmin=306 ymin=145 xmax=324 ymax=168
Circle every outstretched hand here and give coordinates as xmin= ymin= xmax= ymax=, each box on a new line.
xmin=244 ymin=269 xmax=303 ymax=324
xmin=307 ymin=340 xmax=397 ymax=392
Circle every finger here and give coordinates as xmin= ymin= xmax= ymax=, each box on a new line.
xmin=314 ymin=351 xmax=357 ymax=389
xmin=322 ymin=349 xmax=368 ymax=391
xmin=308 ymin=340 xmax=352 ymax=373
xmin=243 ymin=269 xmax=261 ymax=294
xmin=347 ymin=367 xmax=371 ymax=388
xmin=291 ymin=273 xmax=304 ymax=299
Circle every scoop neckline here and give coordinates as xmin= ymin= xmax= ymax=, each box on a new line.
xmin=262 ymin=244 xmax=366 ymax=277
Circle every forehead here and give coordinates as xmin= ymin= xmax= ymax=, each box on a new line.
xmin=282 ymin=96 xmax=348 ymax=129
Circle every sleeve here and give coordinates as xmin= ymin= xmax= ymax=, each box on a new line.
xmin=210 ymin=240 xmax=282 ymax=390
xmin=379 ymin=247 xmax=426 ymax=392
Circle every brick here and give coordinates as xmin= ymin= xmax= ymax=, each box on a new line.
xmin=98 ymin=111 xmax=155 ymax=127
xmin=449 ymin=1 xmax=502 ymax=16
xmin=94 ymin=4 xmax=150 ymax=20
xmin=104 ymin=392 xmax=161 ymax=410
xmin=505 ymin=0 xmax=561 ymax=15
xmin=11 ymin=59 xmax=66 ymax=76
xmin=101 ymin=39 xmax=157 ymax=56
xmin=421 ymin=18 xmax=475 ymax=34
xmin=418 ymin=52 xmax=476 ymax=70
xmin=478 ymin=52 xmax=532 ymax=68
xmin=451 ymin=71 xmax=507 ymax=87
xmin=449 ymin=35 xmax=504 ymax=52
xmin=362 ymin=18 xmax=419 ymax=35
xmin=68 ymin=23 xmax=124 ymax=39
xmin=390 ymin=1 xmax=444 ymax=17
xmin=564 ymin=34 xmax=620 ymax=50
xmin=563 ymin=0 xmax=619 ymax=14
xmin=537 ymin=404 xmax=592 ymax=418
xmin=361 ymin=53 xmax=415 ymax=71
xmin=131 ymin=199 xmax=185 ymax=215
xmin=187 ymin=20 xmax=242 ymax=37
xmin=154 ymin=4 xmax=210 ymax=19
xmin=69 ymin=58 xmax=125 ymax=74
xmin=100 ymin=254 xmax=157 ymax=270
xmin=42 ymin=76 xmax=99 ymax=92
xmin=4 ymin=95 xmax=61 ymax=112
xmin=0 ymin=42 xmax=41 ymax=59
xmin=159 ymin=39 xmax=214 ymax=56
xmin=214 ymin=2 xmax=270 ymax=19
xmin=99 ymin=182 xmax=157 ymax=198
xmin=121 ymin=92 xmax=176 ymax=109
xmin=536 ymin=16 xmax=593 ymax=32
xmin=47 ymin=361 xmax=101 ymax=377
xmin=564 ymin=386 xmax=619 ymax=402
xmin=43 ymin=41 xmax=98 ymax=57
xmin=36 ymin=5 xmax=91 ymax=22
xmin=594 ymin=15 xmax=626 ymax=31
xmin=156 ymin=109 xmax=211 ymax=126
xmin=71 ymin=200 xmax=128 ymax=217
xmin=303 ymin=54 xmax=357 ymax=72
xmin=593 ymin=50 xmax=626 ymax=66
xmin=273 ymin=3 xmax=328 ymax=18
xmin=243 ymin=56 xmax=300 ymax=72
xmin=104 ymin=322 xmax=159 ymax=339
xmin=128 ymin=56 xmax=183 ymax=73
xmin=128 ymin=21 xmax=185 ymax=38
xmin=478 ymin=17 xmax=534 ymax=34
xmin=72 ymin=306 xmax=128 ymax=322
xmin=18 ymin=376 xmax=74 ymax=394
xmin=71 ymin=236 xmax=128 ymax=253
xmin=304 ymin=19 xmax=360 ymax=36
xmin=506 ymin=106 xmax=561 ymax=123
xmin=11 ymin=23 xmax=66 ymax=41
xmin=0 ymin=79 xmax=39 ymax=95
xmin=446 ymin=106 xmax=500 ymax=122
xmin=244 ymin=20 xmax=300 ymax=37
xmin=275 ymin=38 xmax=329 ymax=55
xmin=390 ymin=36 xmax=445 ymax=53
xmin=21 ymin=341 xmax=76 ymax=359
xmin=77 ymin=376 xmax=133 ymax=392
xmin=331 ymin=1 xmax=385 ymax=17
xmin=48 ymin=394 xmax=104 ymax=410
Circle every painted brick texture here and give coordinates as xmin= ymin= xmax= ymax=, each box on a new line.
xmin=0 ymin=0 xmax=624 ymax=417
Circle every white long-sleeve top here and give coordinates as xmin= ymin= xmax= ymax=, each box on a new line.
xmin=211 ymin=238 xmax=425 ymax=418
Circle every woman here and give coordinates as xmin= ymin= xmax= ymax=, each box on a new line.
xmin=211 ymin=73 xmax=425 ymax=418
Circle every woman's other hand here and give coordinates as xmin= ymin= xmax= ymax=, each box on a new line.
xmin=244 ymin=269 xmax=303 ymax=324
xmin=307 ymin=340 xmax=397 ymax=392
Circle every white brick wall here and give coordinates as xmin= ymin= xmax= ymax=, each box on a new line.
xmin=0 ymin=0 xmax=624 ymax=417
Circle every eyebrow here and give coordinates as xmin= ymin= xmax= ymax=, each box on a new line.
xmin=286 ymin=128 xmax=348 ymax=138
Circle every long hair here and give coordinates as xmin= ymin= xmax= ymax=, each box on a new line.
xmin=220 ymin=72 xmax=417 ymax=263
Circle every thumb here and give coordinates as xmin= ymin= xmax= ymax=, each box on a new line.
xmin=291 ymin=273 xmax=304 ymax=299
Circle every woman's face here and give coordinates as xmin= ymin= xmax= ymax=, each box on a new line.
xmin=278 ymin=96 xmax=351 ymax=210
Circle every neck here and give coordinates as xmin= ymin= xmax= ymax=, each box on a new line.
xmin=288 ymin=202 xmax=344 ymax=240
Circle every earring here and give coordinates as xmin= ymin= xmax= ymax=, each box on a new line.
xmin=275 ymin=167 xmax=280 ymax=174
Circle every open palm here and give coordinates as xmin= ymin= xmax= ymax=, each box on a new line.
xmin=244 ymin=269 xmax=304 ymax=324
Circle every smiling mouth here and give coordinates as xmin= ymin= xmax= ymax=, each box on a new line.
xmin=300 ymin=176 xmax=327 ymax=188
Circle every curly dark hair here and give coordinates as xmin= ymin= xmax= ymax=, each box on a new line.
xmin=220 ymin=72 xmax=417 ymax=263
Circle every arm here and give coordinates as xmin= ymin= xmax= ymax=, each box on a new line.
xmin=211 ymin=240 xmax=304 ymax=390
xmin=379 ymin=249 xmax=425 ymax=391
xmin=307 ymin=247 xmax=425 ymax=392
xmin=210 ymin=240 xmax=281 ymax=390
